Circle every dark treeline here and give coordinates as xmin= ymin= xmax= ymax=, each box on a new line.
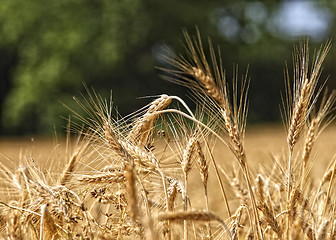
xmin=1 ymin=0 xmax=336 ymax=135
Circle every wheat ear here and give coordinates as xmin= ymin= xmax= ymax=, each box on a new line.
xmin=300 ymin=91 xmax=336 ymax=187
xmin=323 ymin=158 xmax=336 ymax=215
xmin=181 ymin=133 xmax=197 ymax=240
xmin=104 ymin=122 xmax=132 ymax=162
xmin=195 ymin=141 xmax=211 ymax=236
xmin=317 ymin=220 xmax=330 ymax=240
xmin=258 ymin=203 xmax=281 ymax=238
xmin=286 ymin=41 xmax=331 ymax=193
xmin=285 ymin=41 xmax=330 ymax=239
xmin=125 ymin=162 xmax=138 ymax=223
xmin=128 ymin=94 xmax=172 ymax=146
xmin=78 ymin=172 xmax=125 ymax=184
xmin=59 ymin=150 xmax=79 ymax=185
xmin=158 ymin=210 xmax=231 ymax=238
xmin=40 ymin=204 xmax=58 ymax=240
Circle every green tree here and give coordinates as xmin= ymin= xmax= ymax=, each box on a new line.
xmin=0 ymin=0 xmax=225 ymax=134
xmin=1 ymin=0 xmax=335 ymax=135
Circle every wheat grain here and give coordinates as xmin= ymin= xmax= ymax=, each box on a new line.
xmin=40 ymin=204 xmax=58 ymax=240
xmin=129 ymin=94 xmax=172 ymax=146
xmin=258 ymin=203 xmax=282 ymax=238
xmin=59 ymin=150 xmax=79 ymax=186
xmin=158 ymin=210 xmax=231 ymax=237
xmin=125 ymin=162 xmax=138 ymax=223
xmin=78 ymin=172 xmax=125 ymax=184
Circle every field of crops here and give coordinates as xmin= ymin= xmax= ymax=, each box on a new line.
xmin=1 ymin=35 xmax=336 ymax=239
xmin=1 ymin=122 xmax=335 ymax=239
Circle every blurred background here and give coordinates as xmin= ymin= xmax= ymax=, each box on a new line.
xmin=1 ymin=0 xmax=336 ymax=136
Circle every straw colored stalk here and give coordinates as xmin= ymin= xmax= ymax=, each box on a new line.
xmin=15 ymin=166 xmax=32 ymax=208
xmin=128 ymin=94 xmax=172 ymax=146
xmin=143 ymin=216 xmax=157 ymax=240
xmin=122 ymin=133 xmax=171 ymax=232
xmin=291 ymin=219 xmax=302 ymax=240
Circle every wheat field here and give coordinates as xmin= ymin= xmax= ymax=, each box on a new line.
xmin=1 ymin=33 xmax=336 ymax=239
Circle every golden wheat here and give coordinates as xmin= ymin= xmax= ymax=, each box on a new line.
xmin=0 ymin=32 xmax=336 ymax=240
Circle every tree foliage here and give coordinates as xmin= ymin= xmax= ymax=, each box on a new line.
xmin=0 ymin=0 xmax=335 ymax=134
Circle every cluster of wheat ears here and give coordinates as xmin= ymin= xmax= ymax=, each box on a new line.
xmin=1 ymin=32 xmax=336 ymax=240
